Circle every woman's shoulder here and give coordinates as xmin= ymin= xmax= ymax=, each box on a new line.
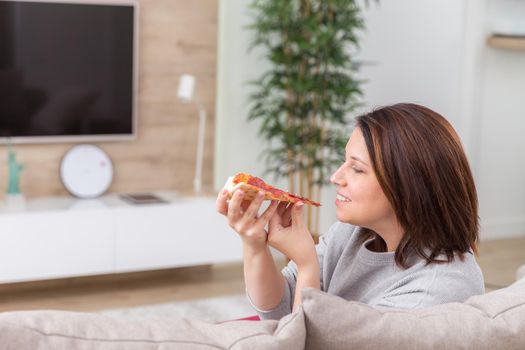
xmin=408 ymin=251 xmax=485 ymax=301
xmin=426 ymin=251 xmax=483 ymax=276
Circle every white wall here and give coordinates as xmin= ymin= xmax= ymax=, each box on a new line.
xmin=355 ymin=0 xmax=465 ymax=130
xmin=474 ymin=0 xmax=525 ymax=239
xmin=215 ymin=0 xmax=272 ymax=188
xmin=216 ymin=0 xmax=525 ymax=240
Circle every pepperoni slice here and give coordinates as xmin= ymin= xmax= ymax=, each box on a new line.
xmin=232 ymin=173 xmax=321 ymax=207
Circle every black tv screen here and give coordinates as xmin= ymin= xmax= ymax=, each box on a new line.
xmin=0 ymin=0 xmax=136 ymax=142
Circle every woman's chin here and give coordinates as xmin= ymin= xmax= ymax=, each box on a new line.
xmin=336 ymin=212 xmax=352 ymax=223
xmin=335 ymin=209 xmax=361 ymax=225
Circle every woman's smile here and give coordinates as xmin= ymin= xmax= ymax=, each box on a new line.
xmin=335 ymin=193 xmax=352 ymax=205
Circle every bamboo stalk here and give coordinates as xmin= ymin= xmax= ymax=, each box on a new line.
xmin=283 ymin=25 xmax=295 ymax=195
xmin=306 ymin=0 xmax=324 ymax=239
xmin=311 ymin=0 xmax=336 ymax=238
xmin=297 ymin=0 xmax=311 ymax=202
xmin=315 ymin=126 xmax=325 ymax=238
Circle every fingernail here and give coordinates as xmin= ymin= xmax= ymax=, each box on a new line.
xmin=238 ymin=190 xmax=244 ymax=197
xmin=221 ymin=189 xmax=228 ymax=196
xmin=257 ymin=191 xmax=264 ymax=198
xmin=296 ymin=201 xmax=304 ymax=208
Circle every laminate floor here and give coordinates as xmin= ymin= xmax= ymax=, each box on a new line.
xmin=0 ymin=237 xmax=523 ymax=312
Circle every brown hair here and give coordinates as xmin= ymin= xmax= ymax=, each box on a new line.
xmin=355 ymin=103 xmax=479 ymax=268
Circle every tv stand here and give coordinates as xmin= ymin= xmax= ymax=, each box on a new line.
xmin=0 ymin=192 xmax=242 ymax=284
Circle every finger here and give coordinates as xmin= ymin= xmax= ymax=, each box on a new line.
xmin=255 ymin=200 xmax=279 ymax=227
xmin=269 ymin=202 xmax=284 ymax=229
xmin=242 ymin=191 xmax=266 ymax=220
xmin=282 ymin=203 xmax=293 ymax=225
xmin=216 ymin=189 xmax=230 ymax=215
xmin=291 ymin=201 xmax=305 ymax=228
xmin=276 ymin=201 xmax=288 ymax=216
xmin=240 ymin=200 xmax=251 ymax=214
xmin=226 ymin=190 xmax=245 ymax=222
xmin=269 ymin=201 xmax=288 ymax=224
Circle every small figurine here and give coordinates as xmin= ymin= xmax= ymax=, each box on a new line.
xmin=6 ymin=140 xmax=24 ymax=195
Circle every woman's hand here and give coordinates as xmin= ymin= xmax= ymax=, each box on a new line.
xmin=267 ymin=201 xmax=317 ymax=268
xmin=216 ymin=189 xmax=279 ymax=251
xmin=268 ymin=201 xmax=320 ymax=311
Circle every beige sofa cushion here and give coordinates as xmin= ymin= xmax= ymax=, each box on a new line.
xmin=301 ymin=277 xmax=525 ymax=350
xmin=0 ymin=308 xmax=305 ymax=350
xmin=2 ymin=278 xmax=524 ymax=349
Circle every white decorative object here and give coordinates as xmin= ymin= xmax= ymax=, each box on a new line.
xmin=177 ymin=74 xmax=196 ymax=102
xmin=4 ymin=193 xmax=26 ymax=211
xmin=60 ymin=144 xmax=113 ymax=198
xmin=177 ymin=74 xmax=206 ymax=195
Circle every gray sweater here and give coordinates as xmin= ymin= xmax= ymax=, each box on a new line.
xmin=248 ymin=221 xmax=485 ymax=320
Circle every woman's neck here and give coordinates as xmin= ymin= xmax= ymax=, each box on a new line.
xmin=368 ymin=221 xmax=405 ymax=252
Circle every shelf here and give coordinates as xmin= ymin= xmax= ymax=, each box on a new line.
xmin=0 ymin=194 xmax=242 ymax=284
xmin=0 ymin=191 xmax=179 ymax=214
xmin=487 ymin=35 xmax=525 ymax=50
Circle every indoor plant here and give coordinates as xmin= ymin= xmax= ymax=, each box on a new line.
xmin=247 ymin=0 xmax=367 ymax=240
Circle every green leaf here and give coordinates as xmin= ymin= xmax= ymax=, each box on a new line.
xmin=246 ymin=0 xmax=373 ymax=189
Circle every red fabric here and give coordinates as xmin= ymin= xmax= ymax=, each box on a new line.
xmin=236 ymin=315 xmax=260 ymax=321
xmin=218 ymin=315 xmax=260 ymax=324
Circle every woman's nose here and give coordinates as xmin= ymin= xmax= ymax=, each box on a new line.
xmin=330 ymin=167 xmax=343 ymax=186
xmin=330 ymin=173 xmax=336 ymax=184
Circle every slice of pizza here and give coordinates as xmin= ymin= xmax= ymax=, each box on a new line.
xmin=223 ymin=172 xmax=321 ymax=207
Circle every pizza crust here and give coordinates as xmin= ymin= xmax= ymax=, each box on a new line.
xmin=223 ymin=176 xmax=281 ymax=201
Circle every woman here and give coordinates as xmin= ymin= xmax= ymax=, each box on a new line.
xmin=216 ymin=103 xmax=484 ymax=320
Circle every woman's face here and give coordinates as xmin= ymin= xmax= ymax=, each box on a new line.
xmin=330 ymin=127 xmax=396 ymax=228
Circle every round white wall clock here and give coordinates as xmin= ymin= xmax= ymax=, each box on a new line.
xmin=60 ymin=144 xmax=113 ymax=198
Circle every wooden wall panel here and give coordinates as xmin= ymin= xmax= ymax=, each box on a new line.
xmin=0 ymin=0 xmax=218 ymax=198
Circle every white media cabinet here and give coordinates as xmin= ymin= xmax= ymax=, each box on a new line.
xmin=0 ymin=192 xmax=243 ymax=284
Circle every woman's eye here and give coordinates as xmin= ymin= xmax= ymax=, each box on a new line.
xmin=352 ymin=167 xmax=363 ymax=173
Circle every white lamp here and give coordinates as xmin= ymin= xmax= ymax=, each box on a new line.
xmin=177 ymin=74 xmax=206 ymax=195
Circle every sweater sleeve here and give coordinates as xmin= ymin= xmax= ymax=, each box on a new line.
xmin=247 ymin=224 xmax=333 ymax=320
xmin=369 ymin=269 xmax=485 ymax=309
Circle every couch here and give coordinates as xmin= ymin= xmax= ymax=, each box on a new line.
xmin=0 ymin=276 xmax=524 ymax=350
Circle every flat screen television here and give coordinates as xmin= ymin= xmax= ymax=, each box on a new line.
xmin=0 ymin=0 xmax=138 ymax=143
